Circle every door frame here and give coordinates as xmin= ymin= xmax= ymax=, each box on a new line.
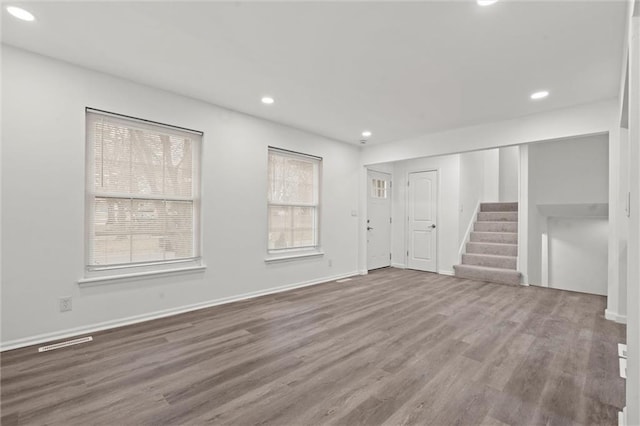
xmin=404 ymin=169 xmax=439 ymax=272
xmin=366 ymin=169 xmax=392 ymax=271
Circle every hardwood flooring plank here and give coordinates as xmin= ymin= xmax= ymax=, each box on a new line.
xmin=380 ymin=354 xmax=483 ymax=425
xmin=0 ymin=268 xmax=625 ymax=425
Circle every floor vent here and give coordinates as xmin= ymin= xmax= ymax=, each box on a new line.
xmin=38 ymin=336 xmax=93 ymax=353
xmin=336 ymin=278 xmax=353 ymax=283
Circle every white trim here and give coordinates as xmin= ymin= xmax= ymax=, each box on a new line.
xmin=2 ymin=270 xmax=359 ymax=352
xmin=619 ymin=343 xmax=628 ymax=358
xmin=438 ymin=269 xmax=455 ymax=276
xmin=78 ymin=265 xmax=206 ymax=286
xmin=619 ymin=407 xmax=627 ymax=426
xmin=391 ymin=263 xmax=406 ymax=269
xmin=518 ymin=145 xmax=529 ymax=285
xmin=620 ymin=358 xmax=628 ymax=379
xmin=605 ymin=309 xmax=628 ymax=324
xmin=458 ymin=201 xmax=481 ymax=262
xmin=264 ymin=250 xmax=324 ymax=263
xmin=608 ymin=128 xmax=622 ymax=318
xmin=540 ymin=217 xmax=550 ymax=288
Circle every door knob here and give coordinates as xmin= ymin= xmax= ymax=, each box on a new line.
xmin=431 ymin=224 xmax=436 ymax=229
xmin=367 ymin=226 xmax=374 ymax=230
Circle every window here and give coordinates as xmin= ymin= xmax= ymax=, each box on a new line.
xmin=85 ymin=109 xmax=202 ymax=273
xmin=371 ymin=178 xmax=388 ymax=199
xmin=267 ymin=147 xmax=321 ymax=253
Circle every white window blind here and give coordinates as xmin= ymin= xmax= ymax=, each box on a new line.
xmin=267 ymin=148 xmax=321 ymax=252
xmin=86 ymin=110 xmax=201 ymax=270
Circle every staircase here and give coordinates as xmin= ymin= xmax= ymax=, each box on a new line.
xmin=453 ymin=202 xmax=521 ymax=286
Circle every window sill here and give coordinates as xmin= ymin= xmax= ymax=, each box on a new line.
xmin=264 ymin=250 xmax=324 ymax=263
xmin=78 ymin=265 xmax=206 ymax=286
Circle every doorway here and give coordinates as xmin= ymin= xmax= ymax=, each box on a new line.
xmin=407 ymin=170 xmax=438 ymax=272
xmin=367 ymin=170 xmax=392 ymax=270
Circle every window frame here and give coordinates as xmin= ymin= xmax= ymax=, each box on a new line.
xmin=83 ymin=108 xmax=203 ymax=280
xmin=266 ymin=146 xmax=323 ymax=259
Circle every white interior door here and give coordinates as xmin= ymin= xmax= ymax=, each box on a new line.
xmin=367 ymin=170 xmax=392 ymax=270
xmin=407 ymin=171 xmax=438 ymax=272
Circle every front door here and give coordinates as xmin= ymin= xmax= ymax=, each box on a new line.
xmin=367 ymin=170 xmax=392 ymax=270
xmin=407 ymin=170 xmax=438 ymax=272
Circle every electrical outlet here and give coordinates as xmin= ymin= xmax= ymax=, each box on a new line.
xmin=328 ymin=259 xmax=333 ymax=267
xmin=59 ymin=297 xmax=72 ymax=312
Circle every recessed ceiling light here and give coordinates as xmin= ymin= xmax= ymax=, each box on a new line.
xmin=261 ymin=96 xmax=275 ymax=105
xmin=361 ymin=130 xmax=372 ymax=138
xmin=477 ymin=0 xmax=498 ymax=6
xmin=530 ymin=90 xmax=550 ymax=100
xmin=6 ymin=6 xmax=35 ymax=22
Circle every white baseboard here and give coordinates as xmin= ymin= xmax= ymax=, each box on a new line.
xmin=618 ymin=407 xmax=627 ymax=426
xmin=391 ymin=265 xmax=451 ymax=275
xmin=605 ymin=309 xmax=628 ymax=324
xmin=0 ymin=270 xmax=359 ymax=352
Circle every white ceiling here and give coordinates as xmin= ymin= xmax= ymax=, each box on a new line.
xmin=2 ymin=1 xmax=628 ymax=145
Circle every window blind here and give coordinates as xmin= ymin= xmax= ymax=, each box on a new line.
xmin=86 ymin=110 xmax=201 ymax=269
xmin=267 ymin=147 xmax=321 ymax=251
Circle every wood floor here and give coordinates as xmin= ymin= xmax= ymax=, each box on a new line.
xmin=0 ymin=268 xmax=626 ymax=425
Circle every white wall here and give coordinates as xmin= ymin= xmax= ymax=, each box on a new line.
xmin=361 ymin=99 xmax=617 ymax=166
xmin=459 ymin=148 xmax=518 ymax=240
xmin=386 ymin=148 xmax=515 ymax=274
xmin=459 ymin=150 xmax=486 ymax=239
xmin=1 ymin=46 xmax=361 ymax=348
xmin=608 ymin=127 xmax=629 ymax=323
xmin=527 ymin=134 xmax=609 ymax=288
xmin=357 ymin=100 xmax=616 ymax=274
xmin=617 ymin=129 xmax=629 ymax=319
xmin=548 ymin=217 xmax=609 ymax=295
xmin=391 ymin=155 xmax=460 ymax=275
xmin=483 ymin=149 xmax=500 ymax=202
xmin=499 ymin=146 xmax=519 ymax=202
